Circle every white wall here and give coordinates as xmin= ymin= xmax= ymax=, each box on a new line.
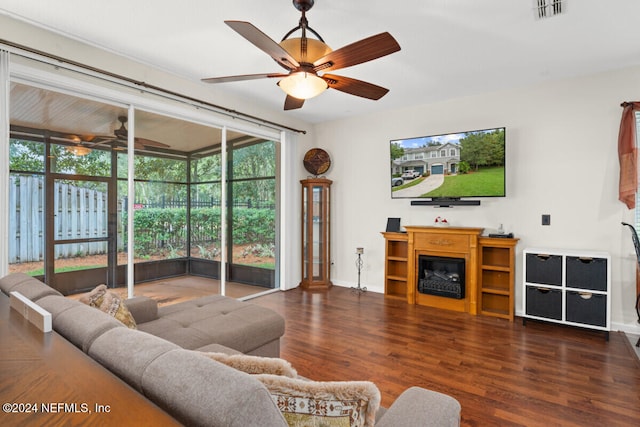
xmin=312 ymin=66 xmax=640 ymax=333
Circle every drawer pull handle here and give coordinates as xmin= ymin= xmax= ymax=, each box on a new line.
xmin=578 ymin=292 xmax=593 ymax=300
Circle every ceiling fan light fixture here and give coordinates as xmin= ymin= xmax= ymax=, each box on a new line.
xmin=65 ymin=145 xmax=92 ymax=156
xmin=279 ymin=37 xmax=332 ymax=63
xmin=278 ymin=72 xmax=328 ymax=100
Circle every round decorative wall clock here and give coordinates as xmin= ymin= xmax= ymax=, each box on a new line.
xmin=303 ymin=148 xmax=331 ymax=176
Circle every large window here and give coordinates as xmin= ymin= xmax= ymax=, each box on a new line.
xmin=190 ymin=147 xmax=222 ymax=263
xmin=228 ymin=139 xmax=276 ymax=270
xmin=6 ymin=80 xmax=281 ymax=297
xmin=8 ymin=138 xmax=45 ymax=276
xmin=117 ymin=151 xmax=189 ymax=264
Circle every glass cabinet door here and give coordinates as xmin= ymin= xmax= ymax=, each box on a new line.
xmin=300 ymin=178 xmax=332 ymax=289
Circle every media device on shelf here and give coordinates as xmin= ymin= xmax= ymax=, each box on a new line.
xmin=390 ymin=127 xmax=506 ymax=206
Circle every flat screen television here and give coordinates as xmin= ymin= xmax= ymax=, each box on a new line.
xmin=390 ymin=127 xmax=506 ymax=203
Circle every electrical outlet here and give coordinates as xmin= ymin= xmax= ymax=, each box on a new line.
xmin=542 ymin=214 xmax=551 ymax=226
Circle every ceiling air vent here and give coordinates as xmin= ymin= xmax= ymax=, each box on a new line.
xmin=534 ymin=0 xmax=566 ymax=19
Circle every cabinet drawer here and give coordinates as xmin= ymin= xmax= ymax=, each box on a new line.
xmin=566 ymin=257 xmax=607 ymax=291
xmin=566 ymin=291 xmax=607 ymax=327
xmin=525 ymin=286 xmax=562 ymax=320
xmin=525 ymin=253 xmax=563 ymax=285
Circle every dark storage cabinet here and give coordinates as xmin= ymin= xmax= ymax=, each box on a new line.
xmin=525 ymin=254 xmax=563 ymax=285
xmin=525 ymin=287 xmax=562 ymax=320
xmin=566 ymin=291 xmax=607 ymax=327
xmin=523 ymin=248 xmax=610 ymax=337
xmin=565 ymin=256 xmax=607 ymax=291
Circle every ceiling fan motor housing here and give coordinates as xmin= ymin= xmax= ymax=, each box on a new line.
xmin=293 ymin=0 xmax=314 ymax=12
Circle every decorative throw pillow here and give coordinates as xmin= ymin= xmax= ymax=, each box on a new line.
xmin=79 ymin=284 xmax=137 ymax=329
xmin=254 ymin=374 xmax=381 ymax=427
xmin=200 ymin=352 xmax=297 ymax=377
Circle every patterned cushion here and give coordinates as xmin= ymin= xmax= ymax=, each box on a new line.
xmin=79 ymin=284 xmax=137 ymax=329
xmin=254 ymin=374 xmax=380 ymax=427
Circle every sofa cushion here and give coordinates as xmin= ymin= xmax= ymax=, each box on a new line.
xmin=79 ymin=284 xmax=137 ymax=329
xmin=87 ymin=328 xmax=287 ymax=426
xmin=87 ymin=327 xmax=181 ymax=392
xmin=138 ymin=294 xmax=285 ymax=353
xmin=254 ymin=374 xmax=381 ymax=427
xmin=200 ymin=352 xmax=297 ymax=377
xmin=374 ymin=386 xmax=461 ymax=427
xmin=37 ymin=294 xmax=83 ymax=318
xmin=0 ymin=273 xmax=62 ymax=301
xmin=142 ymin=349 xmax=288 ymax=427
xmin=39 ymin=296 xmax=125 ymax=352
xmin=124 ymin=295 xmax=159 ymax=324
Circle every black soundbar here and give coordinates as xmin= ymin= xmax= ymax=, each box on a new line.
xmin=410 ymin=199 xmax=481 ymax=207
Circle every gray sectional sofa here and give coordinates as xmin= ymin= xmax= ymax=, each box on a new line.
xmin=0 ymin=273 xmax=461 ymax=426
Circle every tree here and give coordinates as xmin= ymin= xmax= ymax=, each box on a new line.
xmin=390 ymin=142 xmax=404 ymax=160
xmin=459 ymin=129 xmax=505 ymax=171
xmin=9 ymin=139 xmax=45 ymax=172
xmin=230 ymin=140 xmax=276 ymax=203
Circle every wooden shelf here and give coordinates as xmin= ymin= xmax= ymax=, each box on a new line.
xmin=481 ymin=264 xmax=510 ymax=272
xmin=382 ymin=232 xmax=409 ymax=299
xmin=482 ymin=287 xmax=510 ymax=296
xmin=478 ymin=237 xmax=519 ymax=321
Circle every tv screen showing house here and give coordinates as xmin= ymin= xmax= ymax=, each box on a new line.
xmin=390 ymin=127 xmax=506 ymax=199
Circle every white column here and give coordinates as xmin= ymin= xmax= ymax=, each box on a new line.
xmin=127 ymin=106 xmax=135 ymax=298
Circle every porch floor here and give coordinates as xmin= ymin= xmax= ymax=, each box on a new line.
xmin=69 ymin=275 xmax=269 ymax=305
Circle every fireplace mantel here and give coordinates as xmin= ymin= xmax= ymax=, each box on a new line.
xmin=382 ymin=227 xmax=519 ymax=319
xmin=405 ymin=226 xmax=483 ymax=314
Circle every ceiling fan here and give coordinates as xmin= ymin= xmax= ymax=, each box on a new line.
xmin=62 ymin=116 xmax=171 ymax=155
xmin=87 ymin=116 xmax=171 ymax=150
xmin=202 ymin=0 xmax=401 ymax=110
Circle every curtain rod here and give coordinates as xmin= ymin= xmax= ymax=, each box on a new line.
xmin=0 ymin=38 xmax=307 ymax=135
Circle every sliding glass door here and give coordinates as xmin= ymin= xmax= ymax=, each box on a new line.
xmin=7 ymin=80 xmax=280 ymax=297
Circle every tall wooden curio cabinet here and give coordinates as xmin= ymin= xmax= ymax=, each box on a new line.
xmin=300 ymin=178 xmax=332 ymax=289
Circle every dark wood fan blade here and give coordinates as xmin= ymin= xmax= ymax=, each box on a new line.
xmin=202 ymin=73 xmax=287 ymax=84
xmin=284 ymin=95 xmax=305 ymax=110
xmin=225 ymin=21 xmax=300 ymax=70
xmin=313 ymin=32 xmax=400 ymax=73
xmin=323 ymin=74 xmax=389 ymax=100
xmin=85 ymin=138 xmax=116 ymax=148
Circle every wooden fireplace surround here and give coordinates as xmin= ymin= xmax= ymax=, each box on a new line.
xmin=382 ymin=225 xmax=519 ymax=320
xmin=405 ymin=226 xmax=483 ymax=314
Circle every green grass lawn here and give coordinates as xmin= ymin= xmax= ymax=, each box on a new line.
xmin=25 ymin=265 xmax=105 ymax=276
xmin=423 ymin=167 xmax=505 ymax=197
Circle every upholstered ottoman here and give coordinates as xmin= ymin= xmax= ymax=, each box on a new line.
xmin=127 ymin=294 xmax=285 ymax=356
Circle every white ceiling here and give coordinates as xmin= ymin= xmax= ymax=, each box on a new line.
xmin=1 ymin=0 xmax=640 ymax=125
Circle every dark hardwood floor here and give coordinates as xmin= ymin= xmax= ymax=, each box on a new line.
xmin=251 ymin=286 xmax=640 ymax=427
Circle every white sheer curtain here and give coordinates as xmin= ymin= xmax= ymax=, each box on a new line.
xmin=279 ymin=130 xmax=301 ymax=290
xmin=0 ymin=50 xmax=9 ymax=277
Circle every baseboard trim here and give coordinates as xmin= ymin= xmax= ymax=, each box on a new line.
xmin=612 ymin=321 xmax=640 ymax=335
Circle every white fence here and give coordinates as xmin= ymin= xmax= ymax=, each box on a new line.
xmin=8 ymin=175 xmax=114 ymax=263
